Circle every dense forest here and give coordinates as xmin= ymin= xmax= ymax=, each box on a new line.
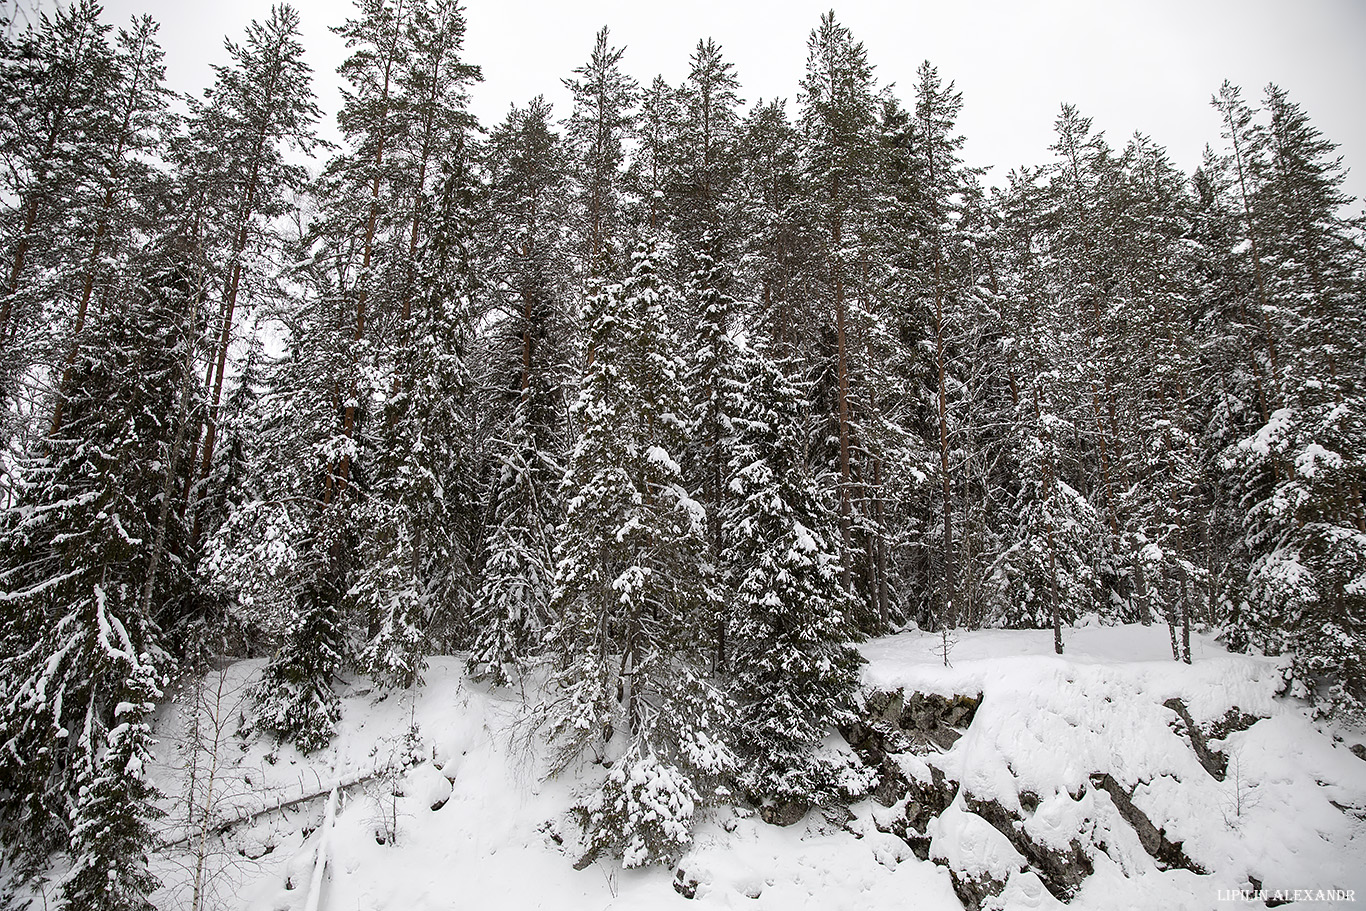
xmin=0 ymin=0 xmax=1362 ymax=905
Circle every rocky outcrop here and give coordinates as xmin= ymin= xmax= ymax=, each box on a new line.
xmin=871 ymin=763 xmax=958 ymax=861
xmin=841 ymin=690 xmax=979 ymax=805
xmin=1163 ymin=698 xmax=1263 ymax=782
xmin=758 ymin=800 xmax=809 ymax=827
xmin=963 ymin=793 xmax=1094 ymax=900
xmin=947 ymin=869 xmax=1010 ymax=911
xmin=1089 ymin=773 xmax=1205 ymax=874
xmin=840 ymin=688 xmax=1244 ymax=909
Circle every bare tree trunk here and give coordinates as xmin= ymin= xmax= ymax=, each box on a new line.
xmin=832 ymin=215 xmax=854 ymax=593
xmin=872 ymin=456 xmax=890 ymax=630
xmin=140 ymin=287 xmax=200 ymax=622
xmin=1221 ymin=101 xmax=1281 ymax=402
xmin=1179 ymin=571 xmax=1192 ymax=664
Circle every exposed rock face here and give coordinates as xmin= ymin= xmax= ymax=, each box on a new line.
xmin=947 ymin=869 xmax=1010 ymax=911
xmin=841 ymin=691 xmax=980 ymax=801
xmin=672 ymin=867 xmax=699 ymax=899
xmin=963 ymin=793 xmax=1094 ymax=900
xmin=840 ymin=688 xmax=1265 ymax=910
xmin=871 ymin=763 xmax=958 ymax=861
xmin=1162 ymin=697 xmax=1264 ymax=782
xmin=758 ymin=801 xmax=809 ymax=827
xmin=1088 ymin=773 xmax=1204 ymax=874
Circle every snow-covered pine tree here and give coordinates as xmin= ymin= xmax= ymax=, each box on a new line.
xmin=341 ymin=0 xmax=483 ymax=682
xmin=723 ymin=341 xmax=862 ymax=805
xmin=185 ymin=4 xmax=321 ymax=538
xmin=630 ymin=75 xmax=681 ymax=235
xmin=469 ymin=97 xmax=571 ymax=684
xmin=48 ymin=14 xmax=174 ymax=438
xmin=888 ymin=61 xmax=985 ymax=633
xmin=916 ymin=64 xmax=966 ymax=632
xmin=562 ymin=26 xmax=637 ymax=278
xmin=737 ymin=98 xmax=809 ymax=361
xmin=0 ymin=0 xmax=115 ymax=470
xmin=671 ymin=38 xmax=742 ymax=252
xmin=1038 ymin=104 xmax=1130 ymax=618
xmin=796 ymin=12 xmax=882 ymax=608
xmin=0 ymin=0 xmax=115 ymax=324
xmin=549 ymin=240 xmax=733 ymax=867
xmin=303 ymin=0 xmax=416 ymax=499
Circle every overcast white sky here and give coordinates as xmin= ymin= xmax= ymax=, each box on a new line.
xmin=92 ymin=0 xmax=1366 ymax=207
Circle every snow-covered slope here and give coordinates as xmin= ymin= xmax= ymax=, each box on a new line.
xmin=147 ymin=626 xmax=1366 ymax=911
xmin=863 ymin=624 xmax=1366 ymax=909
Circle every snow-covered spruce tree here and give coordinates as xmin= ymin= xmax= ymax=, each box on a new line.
xmin=1228 ymin=402 xmax=1366 ymax=713
xmin=1109 ymin=133 xmax=1206 ymax=639
xmin=1033 ymin=104 xmax=1136 ymax=623
xmin=249 ymin=524 xmax=349 ymax=754
xmin=469 ymin=97 xmax=570 ymax=685
xmin=1210 ymin=85 xmax=1366 ymax=713
xmin=228 ymin=320 xmax=350 ymax=749
xmin=219 ymin=506 xmax=349 ymax=755
xmin=205 ymin=266 xmax=352 ymax=754
xmin=683 ymin=234 xmax=744 ymax=673
xmin=996 ymin=387 xmax=1108 ymax=652
xmin=190 ymin=327 xmax=267 ymax=640
xmin=232 ymin=328 xmax=354 ymax=751
xmin=61 ymin=660 xmax=164 ymax=911
xmin=468 ymin=405 xmax=557 ymax=686
xmin=723 ymin=343 xmax=862 ymax=805
xmin=1122 ymin=417 xmax=1204 ymax=662
xmin=0 ymin=272 xmax=188 ymax=887
xmin=549 ymin=240 xmax=733 ymax=867
xmin=350 ymin=0 xmax=483 ymax=680
xmin=357 ymin=154 xmax=481 ymax=684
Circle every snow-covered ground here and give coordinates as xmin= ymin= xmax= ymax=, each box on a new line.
xmin=147 ymin=625 xmax=1366 ymax=911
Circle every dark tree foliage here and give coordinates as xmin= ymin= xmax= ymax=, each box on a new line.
xmin=0 ymin=265 xmax=189 ymax=901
